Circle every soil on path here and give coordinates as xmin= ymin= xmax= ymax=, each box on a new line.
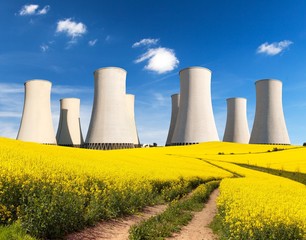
xmin=167 ymin=189 xmax=220 ymax=240
xmin=65 ymin=204 xmax=167 ymax=240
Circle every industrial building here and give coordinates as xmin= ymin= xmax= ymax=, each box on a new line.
xmin=56 ymin=98 xmax=84 ymax=147
xmin=223 ymin=97 xmax=250 ymax=143
xmin=17 ymin=79 xmax=57 ymax=144
xmin=249 ymin=79 xmax=290 ymax=144
xmin=84 ymin=67 xmax=135 ymax=150
xmin=125 ymin=94 xmax=140 ymax=146
xmin=15 ymin=68 xmax=292 ymax=148
xmin=171 ymin=67 xmax=219 ymax=145
xmin=166 ymin=94 xmax=180 ymax=146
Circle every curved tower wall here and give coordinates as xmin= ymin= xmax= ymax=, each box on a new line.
xmin=56 ymin=98 xmax=84 ymax=147
xmin=125 ymin=94 xmax=140 ymax=146
xmin=85 ymin=67 xmax=134 ymax=150
xmin=223 ymin=97 xmax=250 ymax=143
xmin=17 ymin=79 xmax=56 ymax=144
xmin=165 ymin=94 xmax=180 ymax=146
xmin=249 ymin=79 xmax=290 ymax=144
xmin=172 ymin=67 xmax=219 ymax=144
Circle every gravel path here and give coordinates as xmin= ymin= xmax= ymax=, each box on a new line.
xmin=167 ymin=189 xmax=220 ymax=240
xmin=65 ymin=204 xmax=167 ymax=240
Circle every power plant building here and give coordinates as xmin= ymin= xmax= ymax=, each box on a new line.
xmin=125 ymin=94 xmax=140 ymax=146
xmin=223 ymin=97 xmax=250 ymax=143
xmin=171 ymin=67 xmax=219 ymax=145
xmin=84 ymin=67 xmax=135 ymax=150
xmin=17 ymin=79 xmax=57 ymax=144
xmin=165 ymin=93 xmax=180 ymax=146
xmin=249 ymin=79 xmax=290 ymax=144
xmin=56 ymin=98 xmax=84 ymax=147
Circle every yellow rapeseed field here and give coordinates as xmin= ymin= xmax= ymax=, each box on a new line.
xmin=0 ymin=137 xmax=230 ymax=238
xmin=0 ymin=138 xmax=305 ymax=239
xmin=167 ymin=141 xmax=305 ymax=173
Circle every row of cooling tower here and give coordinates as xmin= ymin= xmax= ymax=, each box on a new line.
xmin=16 ymin=66 xmax=291 ymax=149
xmin=17 ymin=67 xmax=140 ymax=149
xmin=166 ymin=67 xmax=290 ymax=145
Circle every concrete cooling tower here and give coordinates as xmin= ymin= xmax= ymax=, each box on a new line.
xmin=249 ymin=79 xmax=290 ymax=144
xmin=17 ymin=79 xmax=56 ymax=144
xmin=125 ymin=94 xmax=140 ymax=146
xmin=56 ymin=98 xmax=84 ymax=147
xmin=165 ymin=94 xmax=180 ymax=146
xmin=223 ymin=98 xmax=250 ymax=143
xmin=84 ymin=67 xmax=135 ymax=150
xmin=172 ymin=67 xmax=219 ymax=145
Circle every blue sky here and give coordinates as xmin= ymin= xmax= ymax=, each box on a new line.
xmin=1 ymin=0 xmax=306 ymax=145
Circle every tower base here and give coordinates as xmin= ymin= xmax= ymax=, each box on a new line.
xmin=170 ymin=142 xmax=199 ymax=146
xmin=83 ymin=143 xmax=135 ymax=150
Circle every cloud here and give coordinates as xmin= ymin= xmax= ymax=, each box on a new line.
xmin=40 ymin=44 xmax=49 ymax=52
xmin=257 ymin=40 xmax=293 ymax=56
xmin=38 ymin=5 xmax=50 ymax=15
xmin=105 ymin=35 xmax=112 ymax=43
xmin=0 ymin=83 xmax=24 ymax=139
xmin=19 ymin=4 xmax=50 ymax=16
xmin=56 ymin=19 xmax=87 ymax=38
xmin=52 ymin=85 xmax=92 ymax=95
xmin=132 ymin=38 xmax=159 ymax=48
xmin=153 ymin=93 xmax=168 ymax=107
xmin=135 ymin=47 xmax=179 ymax=74
xmin=88 ymin=39 xmax=98 ymax=46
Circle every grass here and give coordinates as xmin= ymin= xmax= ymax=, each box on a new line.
xmin=210 ymin=213 xmax=225 ymax=239
xmin=0 ymin=222 xmax=36 ymax=240
xmin=236 ymin=164 xmax=306 ymax=185
xmin=129 ymin=181 xmax=219 ymax=240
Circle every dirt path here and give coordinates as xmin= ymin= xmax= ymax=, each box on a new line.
xmin=65 ymin=204 xmax=167 ymax=240
xmin=167 ymin=189 xmax=220 ymax=240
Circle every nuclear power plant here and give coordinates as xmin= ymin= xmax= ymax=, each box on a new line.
xmin=56 ymin=98 xmax=84 ymax=147
xmin=15 ymin=66 xmax=293 ymax=148
xmin=125 ymin=94 xmax=140 ymax=146
xmin=166 ymin=94 xmax=180 ymax=146
xmin=249 ymin=79 xmax=290 ymax=144
xmin=17 ymin=79 xmax=57 ymax=144
xmin=171 ymin=67 xmax=219 ymax=145
xmin=223 ymin=98 xmax=250 ymax=143
xmin=84 ymin=67 xmax=135 ymax=150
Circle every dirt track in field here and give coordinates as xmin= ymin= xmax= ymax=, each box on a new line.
xmin=65 ymin=204 xmax=167 ymax=240
xmin=166 ymin=189 xmax=219 ymax=240
xmin=66 ymin=189 xmax=219 ymax=240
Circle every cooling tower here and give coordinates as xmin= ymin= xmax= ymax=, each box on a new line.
xmin=249 ymin=79 xmax=290 ymax=144
xmin=17 ymin=79 xmax=56 ymax=144
xmin=223 ymin=98 xmax=250 ymax=143
xmin=84 ymin=67 xmax=134 ymax=150
xmin=56 ymin=98 xmax=84 ymax=147
xmin=172 ymin=67 xmax=219 ymax=145
xmin=165 ymin=94 xmax=180 ymax=146
xmin=125 ymin=94 xmax=140 ymax=146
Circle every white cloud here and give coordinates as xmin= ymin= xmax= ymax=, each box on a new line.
xmin=56 ymin=19 xmax=87 ymax=38
xmin=19 ymin=4 xmax=39 ymax=15
xmin=19 ymin=4 xmax=50 ymax=16
xmin=257 ymin=40 xmax=293 ymax=56
xmin=40 ymin=44 xmax=49 ymax=52
xmin=135 ymin=47 xmax=179 ymax=74
xmin=88 ymin=39 xmax=98 ymax=46
xmin=132 ymin=38 xmax=159 ymax=48
xmin=38 ymin=5 xmax=50 ymax=15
